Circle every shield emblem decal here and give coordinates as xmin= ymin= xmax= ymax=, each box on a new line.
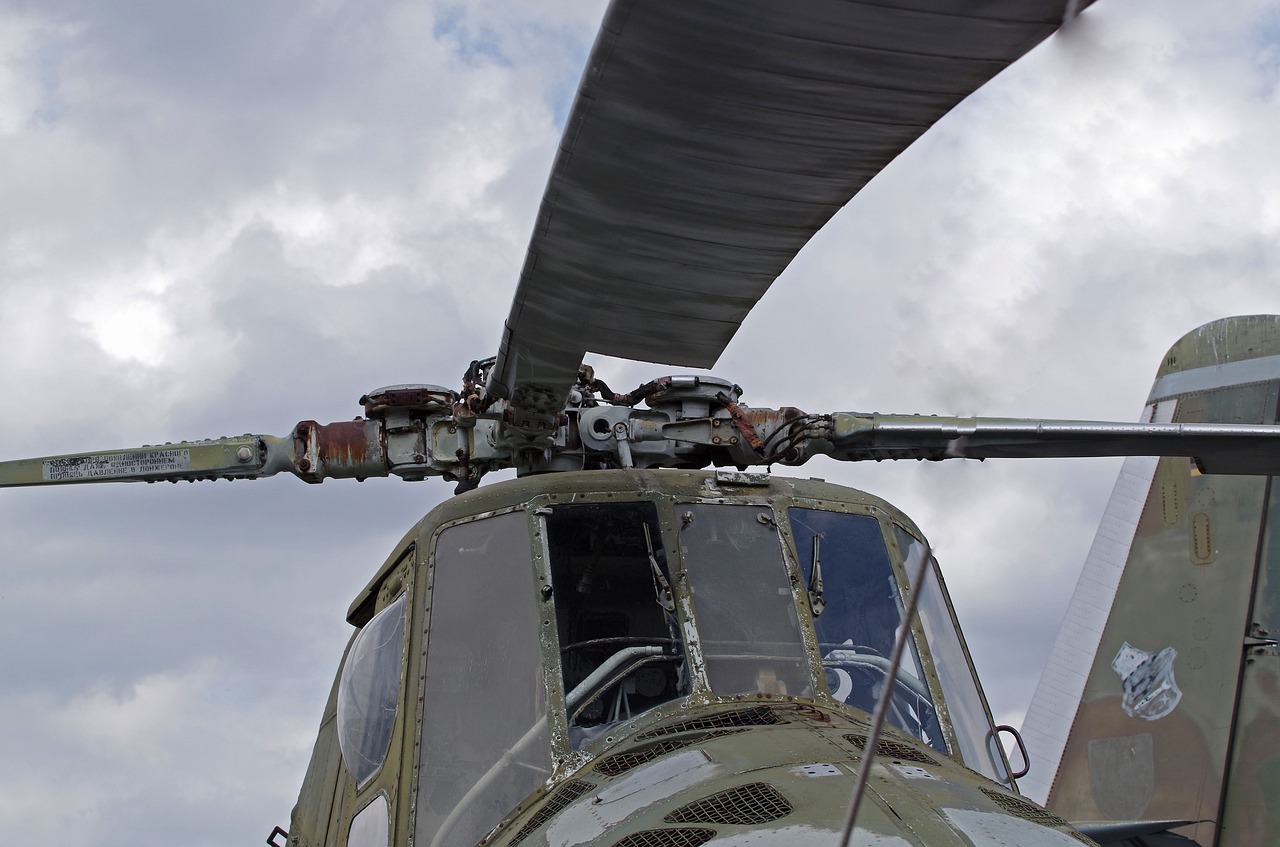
xmin=1112 ymin=642 xmax=1182 ymax=720
xmin=1087 ymin=733 xmax=1155 ymax=820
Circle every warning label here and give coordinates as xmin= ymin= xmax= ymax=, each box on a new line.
xmin=43 ymin=449 xmax=191 ymax=481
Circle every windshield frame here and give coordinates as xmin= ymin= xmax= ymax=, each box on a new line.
xmin=539 ymin=497 xmax=693 ymax=750
xmin=532 ymin=491 xmax=708 ymax=761
xmin=891 ymin=523 xmax=1013 ymax=784
xmin=783 ymin=504 xmax=949 ymax=753
xmin=524 ymin=488 xmax=991 ymax=774
xmin=678 ymin=501 xmax=818 ymax=699
xmin=410 ymin=506 xmax=555 ymax=847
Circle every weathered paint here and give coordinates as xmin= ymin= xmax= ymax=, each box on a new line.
xmin=1030 ymin=316 xmax=1280 ymax=847
xmin=293 ymin=419 xmax=387 ymax=482
xmin=290 ymin=468 xmax=1085 ymax=847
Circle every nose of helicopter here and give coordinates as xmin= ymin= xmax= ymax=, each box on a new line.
xmin=533 ymin=751 xmax=948 ymax=847
xmin=497 ymin=705 xmax=1087 ymax=847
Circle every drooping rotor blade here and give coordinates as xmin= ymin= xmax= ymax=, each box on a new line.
xmin=491 ymin=0 xmax=1095 ymax=428
xmin=0 ymin=436 xmax=300 ymax=487
xmin=818 ymin=413 xmax=1280 ymax=474
xmin=0 ymin=421 xmax=391 ymax=487
xmin=0 ymin=386 xmax=547 ymax=488
xmin=567 ymin=377 xmax=1280 ymax=474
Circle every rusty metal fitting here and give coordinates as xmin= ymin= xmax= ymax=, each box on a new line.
xmin=360 ymin=384 xmax=457 ymax=418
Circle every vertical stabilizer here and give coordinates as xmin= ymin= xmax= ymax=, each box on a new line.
xmin=1021 ymin=315 xmax=1280 ymax=847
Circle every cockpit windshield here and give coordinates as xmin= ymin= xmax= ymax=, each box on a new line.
xmin=546 ymin=502 xmax=690 ymax=748
xmin=789 ymin=509 xmax=945 ymax=752
xmin=680 ymin=504 xmax=813 ymax=697
xmin=405 ymin=480 xmax=1011 ymax=847
xmin=536 ymin=496 xmax=999 ymax=775
xmin=415 ymin=512 xmax=550 ymax=847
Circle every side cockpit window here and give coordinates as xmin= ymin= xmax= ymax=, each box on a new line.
xmin=337 ymin=593 xmax=407 ymax=788
xmin=894 ymin=525 xmax=1010 ymax=784
xmin=546 ymin=502 xmax=689 ymax=748
xmin=347 ymin=796 xmax=389 ymax=847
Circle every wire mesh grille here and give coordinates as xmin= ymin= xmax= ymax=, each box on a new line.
xmin=635 ymin=706 xmax=783 ymax=740
xmin=663 ymin=782 xmax=793 ymax=826
xmin=980 ymin=787 xmax=1071 ymax=828
xmin=507 ymin=779 xmax=596 ymax=847
xmin=610 ymin=828 xmax=717 ymax=847
xmin=595 ymin=729 xmax=748 ymax=777
xmin=842 ymin=733 xmax=937 ymax=765
xmin=595 ymin=739 xmax=696 ymax=776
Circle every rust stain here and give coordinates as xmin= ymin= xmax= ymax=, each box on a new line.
xmin=741 ymin=407 xmax=791 ymax=426
xmin=294 ymin=420 xmax=316 ymax=476
xmin=360 ymin=386 xmax=455 ymax=416
xmin=316 ymin=420 xmax=372 ymax=464
xmin=627 ymin=376 xmax=673 ymax=405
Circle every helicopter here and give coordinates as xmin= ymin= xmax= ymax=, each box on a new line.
xmin=2 ymin=0 xmax=1279 ymax=846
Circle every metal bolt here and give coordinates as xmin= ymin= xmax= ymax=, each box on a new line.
xmin=235 ymin=446 xmax=253 ymax=463
xmin=712 ymin=436 xmax=721 ymax=444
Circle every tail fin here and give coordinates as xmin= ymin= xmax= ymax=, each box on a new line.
xmin=1020 ymin=315 xmax=1280 ymax=847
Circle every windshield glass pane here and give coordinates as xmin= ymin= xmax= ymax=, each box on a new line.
xmin=415 ymin=512 xmax=550 ymax=847
xmin=680 ymin=504 xmax=812 ymax=697
xmin=895 ymin=525 xmax=1009 ymax=784
xmin=790 ymin=509 xmax=944 ymax=752
xmin=547 ymin=502 xmax=689 ymax=749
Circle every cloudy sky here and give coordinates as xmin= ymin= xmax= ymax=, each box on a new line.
xmin=1 ymin=0 xmax=1278 ymax=844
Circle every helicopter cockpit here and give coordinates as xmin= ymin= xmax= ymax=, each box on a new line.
xmin=545 ymin=502 xmax=689 ymax=748
xmin=327 ymin=471 xmax=1012 ymax=847
xmin=542 ymin=500 xmax=956 ymax=753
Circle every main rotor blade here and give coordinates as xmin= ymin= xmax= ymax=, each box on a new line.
xmin=0 ymin=421 xmax=391 ymax=487
xmin=0 ymin=436 xmax=297 ymax=487
xmin=491 ymin=0 xmax=1094 ymax=426
xmin=824 ymin=414 xmax=1280 ymax=474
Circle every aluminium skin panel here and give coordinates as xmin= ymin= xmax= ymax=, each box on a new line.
xmin=1023 ymin=315 xmax=1280 ymax=847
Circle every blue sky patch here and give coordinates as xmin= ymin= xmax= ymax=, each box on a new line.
xmin=432 ymin=4 xmax=510 ymax=66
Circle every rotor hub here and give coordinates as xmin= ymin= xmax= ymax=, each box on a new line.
xmin=643 ymin=375 xmax=741 ymax=419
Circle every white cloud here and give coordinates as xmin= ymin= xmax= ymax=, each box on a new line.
xmin=74 ymin=291 xmax=173 ymax=366
xmin=0 ymin=661 xmax=317 ymax=847
xmin=1 ymin=0 xmax=1278 ymax=844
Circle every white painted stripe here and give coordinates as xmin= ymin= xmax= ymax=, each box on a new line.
xmin=1018 ymin=400 xmax=1173 ymax=802
xmin=1148 ymin=353 xmax=1280 ymax=402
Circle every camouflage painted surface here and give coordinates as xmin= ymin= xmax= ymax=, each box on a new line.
xmin=1219 ymin=479 xmax=1280 ymax=844
xmin=1038 ymin=316 xmax=1280 ymax=847
xmin=289 ymin=469 xmax=1090 ymax=846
